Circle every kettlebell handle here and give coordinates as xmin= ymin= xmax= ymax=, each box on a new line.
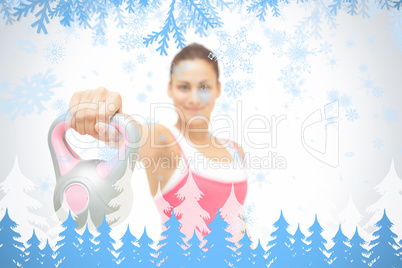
xmin=48 ymin=113 xmax=141 ymax=179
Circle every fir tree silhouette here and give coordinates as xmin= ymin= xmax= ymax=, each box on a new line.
xmin=0 ymin=208 xmax=26 ymax=267
xmin=93 ymin=214 xmax=118 ymax=267
xmin=368 ymin=209 xmax=400 ymax=267
xmin=174 ymin=171 xmax=210 ymax=242
xmin=24 ymin=229 xmax=42 ymax=267
xmin=136 ymin=226 xmax=157 ymax=267
xmin=265 ymin=210 xmax=293 ymax=268
xmin=80 ymin=223 xmax=96 ymax=266
xmin=157 ymin=208 xmax=187 ymax=267
xmin=236 ymin=228 xmax=254 ymax=267
xmin=203 ymin=208 xmax=237 ymax=267
xmin=305 ymin=214 xmax=329 ymax=267
xmin=253 ymin=239 xmax=267 ymax=267
xmin=290 ymin=223 xmax=308 ymax=267
xmin=54 ymin=210 xmax=81 ymax=268
xmin=40 ymin=239 xmax=56 ymax=267
xmin=347 ymin=226 xmax=369 ymax=267
xmin=327 ymin=224 xmax=350 ymax=267
xmin=118 ymin=225 xmax=139 ymax=267
xmin=186 ymin=228 xmax=205 ymax=267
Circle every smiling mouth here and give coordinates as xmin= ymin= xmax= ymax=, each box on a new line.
xmin=186 ymin=107 xmax=202 ymax=113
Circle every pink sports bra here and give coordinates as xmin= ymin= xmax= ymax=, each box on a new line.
xmin=153 ymin=124 xmax=248 ymax=238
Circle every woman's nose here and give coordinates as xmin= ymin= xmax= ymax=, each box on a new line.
xmin=189 ymin=87 xmax=201 ymax=104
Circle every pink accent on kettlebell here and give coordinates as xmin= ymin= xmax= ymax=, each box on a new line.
xmin=64 ymin=184 xmax=88 ymax=212
xmin=51 ymin=122 xmax=80 ymax=176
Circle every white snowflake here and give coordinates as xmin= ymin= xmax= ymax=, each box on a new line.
xmin=127 ymin=13 xmax=147 ymax=33
xmin=137 ymin=92 xmax=147 ymax=102
xmin=118 ymin=32 xmax=136 ymax=52
xmin=250 ymin=169 xmax=270 ymax=189
xmin=35 ymin=175 xmax=55 ymax=197
xmin=98 ymin=146 xmax=119 ymax=172
xmin=382 ymin=107 xmax=398 ymax=123
xmin=194 ymin=85 xmax=211 ymax=105
xmin=373 ymin=138 xmax=383 ymax=149
xmin=0 ymin=69 xmax=62 ymax=120
xmin=137 ymin=53 xmax=146 ymax=64
xmin=372 ymin=86 xmax=383 ymax=98
xmin=44 ymin=41 xmax=66 ymax=64
xmin=345 ymin=108 xmax=359 ymax=122
xmin=122 ymin=59 xmax=136 ymax=74
xmin=50 ymin=98 xmax=69 ymax=116
xmin=224 ymin=79 xmax=244 ymax=99
xmin=212 ymin=27 xmax=261 ymax=77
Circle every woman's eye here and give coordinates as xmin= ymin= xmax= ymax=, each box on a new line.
xmin=179 ymin=85 xmax=189 ymax=90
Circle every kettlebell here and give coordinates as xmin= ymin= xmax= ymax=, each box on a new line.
xmin=48 ymin=113 xmax=141 ymax=229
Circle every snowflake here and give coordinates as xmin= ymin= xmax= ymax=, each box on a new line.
xmin=194 ymin=86 xmax=211 ymax=105
xmin=44 ymin=41 xmax=66 ymax=64
xmin=345 ymin=108 xmax=359 ymax=122
xmin=0 ymin=70 xmax=62 ymax=120
xmin=146 ymin=84 xmax=153 ymax=91
xmin=137 ymin=92 xmax=147 ymax=103
xmin=51 ymin=98 xmax=68 ymax=116
xmin=171 ymin=61 xmax=191 ymax=80
xmin=250 ymin=169 xmax=270 ymax=189
xmin=16 ymin=39 xmax=37 ymax=54
xmin=382 ymin=107 xmax=398 ymax=123
xmin=278 ymin=65 xmax=306 ymax=100
xmin=243 ymin=78 xmax=256 ymax=91
xmin=359 ymin=64 xmax=368 ymax=72
xmin=158 ymin=133 xmax=167 ymax=142
xmin=118 ymin=32 xmax=136 ymax=52
xmin=92 ymin=26 xmax=108 ymax=47
xmin=122 ymin=60 xmax=136 ymax=74
xmin=137 ymin=53 xmax=146 ymax=64
xmin=127 ymin=13 xmax=147 ymax=33
xmin=373 ymin=138 xmax=383 ymax=149
xmin=279 ymin=33 xmax=315 ymax=70
xmin=217 ymin=100 xmax=232 ymax=115
xmin=237 ymin=203 xmax=255 ymax=228
xmin=328 ymin=56 xmax=339 ymax=69
xmin=133 ymin=35 xmax=146 ymax=49
xmin=319 ymin=41 xmax=332 ymax=55
xmin=368 ymin=37 xmax=375 ymax=44
xmin=98 ymin=146 xmax=119 ymax=172
xmin=35 ymin=175 xmax=55 ymax=197
xmin=266 ymin=29 xmax=288 ymax=48
xmin=147 ymin=72 xmax=153 ymax=78
xmin=372 ymin=86 xmax=383 ymax=97
xmin=339 ymin=94 xmax=352 ymax=108
xmin=211 ymin=27 xmax=261 ymax=77
xmin=224 ymin=80 xmax=244 ymax=99
xmin=327 ymin=89 xmax=340 ymax=102
xmin=345 ymin=39 xmax=356 ymax=48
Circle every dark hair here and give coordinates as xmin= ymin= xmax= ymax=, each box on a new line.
xmin=169 ymin=43 xmax=219 ymax=82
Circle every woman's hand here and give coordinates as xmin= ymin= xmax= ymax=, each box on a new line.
xmin=66 ymin=87 xmax=123 ymax=146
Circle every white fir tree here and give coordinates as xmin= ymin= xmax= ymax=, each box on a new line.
xmin=364 ymin=159 xmax=402 ymax=238
xmin=0 ymin=156 xmax=49 ymax=243
xmin=154 ymin=182 xmax=172 ymax=229
xmin=337 ymin=193 xmax=371 ymax=244
xmin=220 ymin=184 xmax=244 ymax=245
xmin=174 ymin=171 xmax=210 ymax=246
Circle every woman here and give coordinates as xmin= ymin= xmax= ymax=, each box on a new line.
xmin=67 ymin=43 xmax=248 ymax=244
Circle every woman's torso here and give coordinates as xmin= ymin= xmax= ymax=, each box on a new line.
xmin=151 ymin=123 xmax=248 ymax=237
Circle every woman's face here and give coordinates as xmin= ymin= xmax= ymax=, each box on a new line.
xmin=168 ymin=59 xmax=221 ymax=128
